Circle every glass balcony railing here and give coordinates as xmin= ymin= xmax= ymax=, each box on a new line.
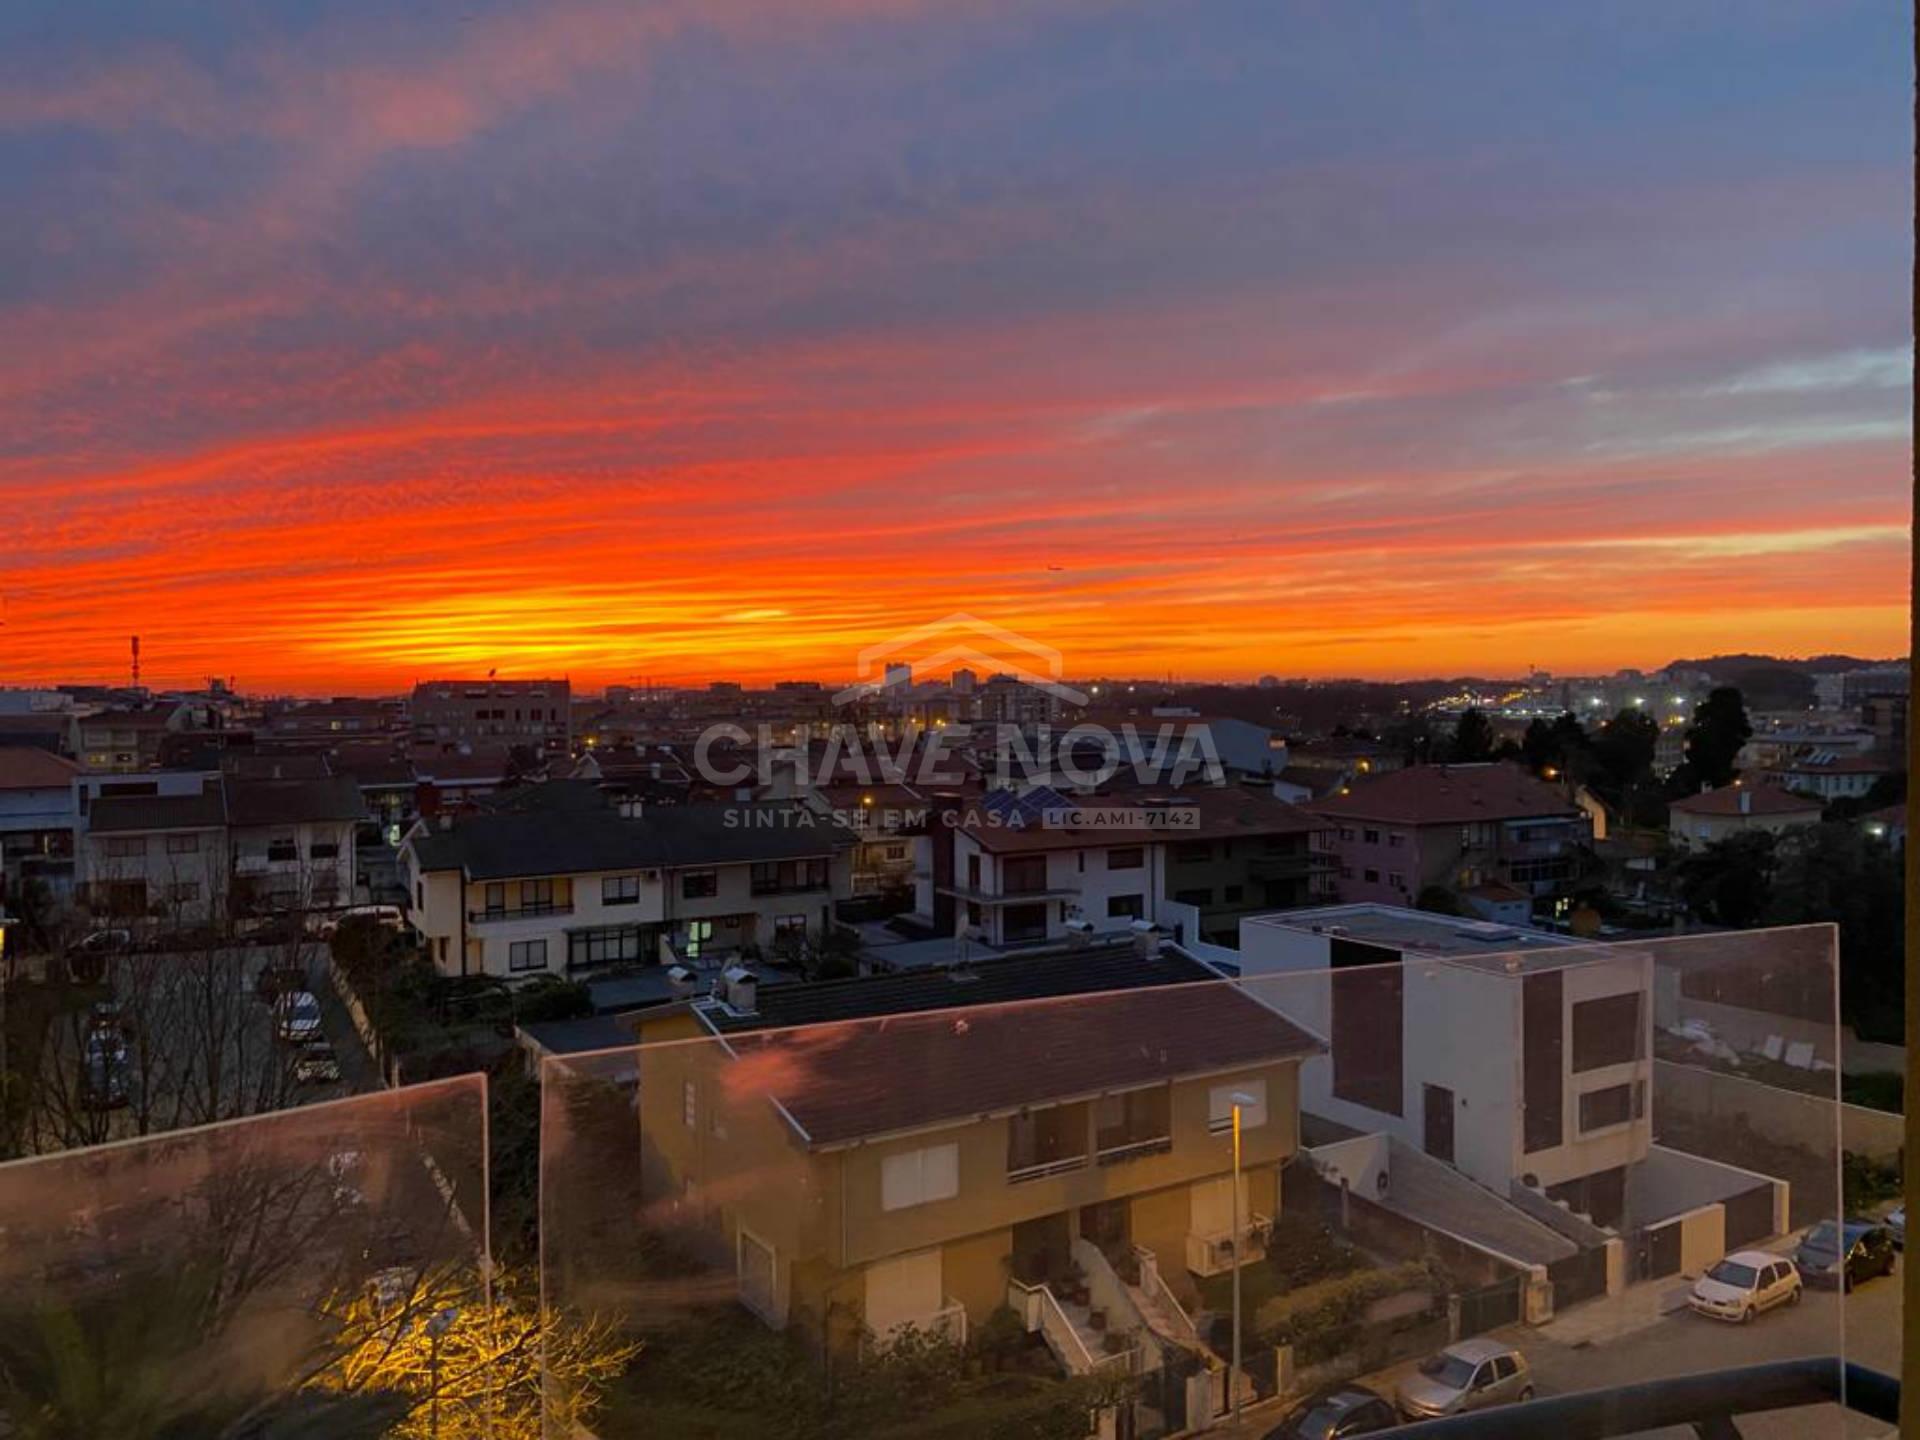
xmin=0 ymin=922 xmax=1899 ymax=1438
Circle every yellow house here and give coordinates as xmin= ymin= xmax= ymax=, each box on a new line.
xmin=635 ymin=948 xmax=1320 ymax=1368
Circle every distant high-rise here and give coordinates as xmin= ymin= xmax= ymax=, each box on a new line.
xmin=412 ymin=678 xmax=571 ymax=755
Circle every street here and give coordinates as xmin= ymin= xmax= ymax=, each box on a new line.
xmin=1216 ymin=1262 xmax=1900 ymax=1439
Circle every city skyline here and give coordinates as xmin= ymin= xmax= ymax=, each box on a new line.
xmin=3 ymin=1 xmax=1909 ymax=691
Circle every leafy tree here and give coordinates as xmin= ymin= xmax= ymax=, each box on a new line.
xmin=1675 ymin=831 xmax=1776 ymax=929
xmin=1414 ymin=885 xmax=1462 ymax=916
xmin=1447 ymin=709 xmax=1494 ymax=764
xmin=1765 ymin=822 xmax=1905 ymax=1041
xmin=1674 ymin=687 xmax=1751 ymax=793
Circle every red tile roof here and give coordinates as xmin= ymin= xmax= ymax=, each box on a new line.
xmin=1670 ymin=785 xmax=1822 ymax=817
xmin=0 ymin=746 xmax=79 ymax=790
xmin=1310 ymin=763 xmax=1578 ymax=826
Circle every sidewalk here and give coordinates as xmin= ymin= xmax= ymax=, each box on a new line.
xmin=1532 ymin=1276 xmax=1691 ymax=1347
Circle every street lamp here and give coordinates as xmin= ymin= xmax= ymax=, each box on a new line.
xmin=425 ymin=1305 xmax=460 ymax=1438
xmin=1227 ymin=1089 xmax=1257 ymax=1424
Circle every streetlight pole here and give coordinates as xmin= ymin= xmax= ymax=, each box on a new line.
xmin=1228 ymin=1089 xmax=1255 ymax=1425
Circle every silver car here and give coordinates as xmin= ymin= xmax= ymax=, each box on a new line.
xmin=1396 ymin=1339 xmax=1534 ymax=1420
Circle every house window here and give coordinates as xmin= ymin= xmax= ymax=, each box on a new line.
xmin=103 ymin=836 xmax=145 ymax=859
xmin=1173 ymin=888 xmax=1212 ymax=907
xmin=1571 ymin=993 xmax=1644 ymax=1072
xmin=267 ymin=836 xmax=297 ymax=863
xmin=1107 ymin=894 xmax=1145 ymax=920
xmin=416 ymin=882 xmax=424 ymax=911
xmin=1172 ymin=840 xmax=1212 ymax=864
xmin=519 ymin=878 xmax=556 ymax=913
xmin=1388 ymin=833 xmax=1405 ymax=848
xmin=1388 ymin=872 xmax=1405 ymax=891
xmin=682 ymin=870 xmax=718 ymax=899
xmin=965 ymin=901 xmax=982 ymax=926
xmin=967 ymin=853 xmax=982 ymax=889
xmin=881 ymin=1142 xmax=960 ymax=1210
xmin=310 ymin=840 xmax=339 ymax=860
xmin=1339 ymin=827 xmax=1355 ymax=842
xmin=165 ymin=834 xmax=199 ymax=855
xmin=1364 ymin=868 xmax=1379 ymax=883
xmin=1578 ymin=1084 xmax=1634 ymax=1132
xmin=1095 ymin=1085 xmax=1171 ymax=1158
xmin=603 ymin=874 xmax=641 ymax=906
xmin=774 ymin=914 xmax=806 ymax=936
xmin=684 ymin=918 xmax=715 ymax=957
xmin=1363 ymin=828 xmax=1380 ymax=844
xmin=483 ymin=882 xmax=506 ymax=916
xmin=1208 ymin=1079 xmax=1269 ymax=1134
xmin=568 ymin=926 xmax=644 ymax=967
xmin=508 ymin=939 xmax=548 ymax=973
xmin=1002 ymin=855 xmax=1047 ymax=895
xmin=1007 ymin=1103 xmax=1089 ymax=1179
xmin=750 ymin=858 xmax=829 ymax=894
xmin=1107 ymin=847 xmax=1144 ymax=871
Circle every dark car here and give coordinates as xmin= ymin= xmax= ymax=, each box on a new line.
xmin=1794 ymin=1220 xmax=1896 ymax=1290
xmin=1264 ymin=1387 xmax=1400 ymax=1440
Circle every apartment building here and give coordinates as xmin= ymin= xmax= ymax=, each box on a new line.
xmin=401 ymin=785 xmax=853 ymax=981
xmin=411 ymin=678 xmax=572 ymax=756
xmin=634 ymin=947 xmax=1319 ymax=1358
xmin=264 ymin=697 xmax=401 ymax=740
xmin=79 ymin=771 xmax=367 ymax=922
xmin=922 ymin=785 xmax=1332 ymax=950
xmin=0 ymin=747 xmax=79 ymax=900
xmin=1668 ymin=785 xmax=1822 ymax=850
xmin=1311 ymin=763 xmax=1588 ymax=911
xmin=69 ymin=704 xmax=190 ymax=773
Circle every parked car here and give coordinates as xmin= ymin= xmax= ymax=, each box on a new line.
xmin=1396 ymin=1340 xmax=1533 ymax=1420
xmin=1886 ymin=1206 xmax=1904 ymax=1250
xmin=310 ymin=905 xmax=407 ymax=939
xmin=1265 ymin=1386 xmax=1399 ymax=1439
xmin=1794 ymin=1220 xmax=1896 ymax=1291
xmin=75 ymin=928 xmax=132 ymax=955
xmin=293 ymin=1043 xmax=342 ymax=1085
xmin=1688 ymin=1251 xmax=1802 ymax=1322
xmin=275 ymin=990 xmax=324 ymax=1044
xmin=80 ymin=1029 xmax=130 ymax=1110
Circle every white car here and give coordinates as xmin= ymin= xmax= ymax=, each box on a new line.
xmin=275 ymin=990 xmax=324 ymax=1044
xmin=1689 ymin=1251 xmax=1801 ymax=1323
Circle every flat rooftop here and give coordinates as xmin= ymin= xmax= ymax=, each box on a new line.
xmin=1245 ymin=903 xmax=1587 ymax=971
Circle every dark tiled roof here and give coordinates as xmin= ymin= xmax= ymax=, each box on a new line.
xmin=702 ymin=949 xmax=1321 ymax=1146
xmin=0 ymin=746 xmax=79 ymax=790
xmin=1311 ymin=763 xmax=1578 ymax=826
xmin=89 ymin=788 xmax=225 ymax=833
xmin=409 ymin=794 xmax=847 ymax=880
xmin=225 ymin=775 xmax=370 ymax=827
xmin=1670 ymin=785 xmax=1822 ymax=817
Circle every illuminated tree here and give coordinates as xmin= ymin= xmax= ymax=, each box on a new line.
xmin=306 ymin=1265 xmax=638 ymax=1440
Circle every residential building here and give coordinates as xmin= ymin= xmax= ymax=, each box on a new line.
xmin=633 ymin=946 xmax=1319 ymax=1356
xmin=264 ymin=697 xmax=401 ymax=740
xmin=79 ymin=771 xmax=367 ymax=922
xmin=808 ymin=781 xmax=925 ymax=901
xmin=1310 ymin=763 xmax=1588 ymax=911
xmin=1668 ymin=785 xmax=1822 ymax=850
xmin=1760 ymin=749 xmax=1891 ymax=802
xmin=411 ymin=678 xmax=572 ymax=756
xmin=69 ymin=704 xmax=190 ymax=772
xmin=401 ymin=785 xmax=853 ymax=981
xmin=1236 ymin=905 xmax=1651 ymax=1227
xmin=0 ymin=747 xmax=80 ymax=901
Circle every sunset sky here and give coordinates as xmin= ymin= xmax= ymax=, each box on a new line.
xmin=2 ymin=1 xmax=1909 ymax=694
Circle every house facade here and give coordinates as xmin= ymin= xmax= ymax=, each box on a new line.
xmin=1310 ymin=763 xmax=1589 ymax=911
xmin=632 ymin=948 xmax=1319 ymax=1359
xmin=402 ymin=787 xmax=852 ymax=981
xmin=1667 ymin=785 xmax=1822 ymax=850
xmin=0 ymin=747 xmax=80 ymax=901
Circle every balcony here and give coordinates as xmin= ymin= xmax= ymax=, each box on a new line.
xmin=467 ymin=901 xmax=573 ymax=924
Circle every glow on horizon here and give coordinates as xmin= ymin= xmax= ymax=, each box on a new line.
xmin=0 ymin=1 xmax=1908 ymax=693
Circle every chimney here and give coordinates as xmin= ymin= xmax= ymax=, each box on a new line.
xmin=722 ymin=964 xmax=758 ymax=1014
xmin=1130 ymin=917 xmax=1161 ymax=959
xmin=1739 ymin=789 xmax=1751 ymax=815
xmin=666 ymin=964 xmax=696 ymax=999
